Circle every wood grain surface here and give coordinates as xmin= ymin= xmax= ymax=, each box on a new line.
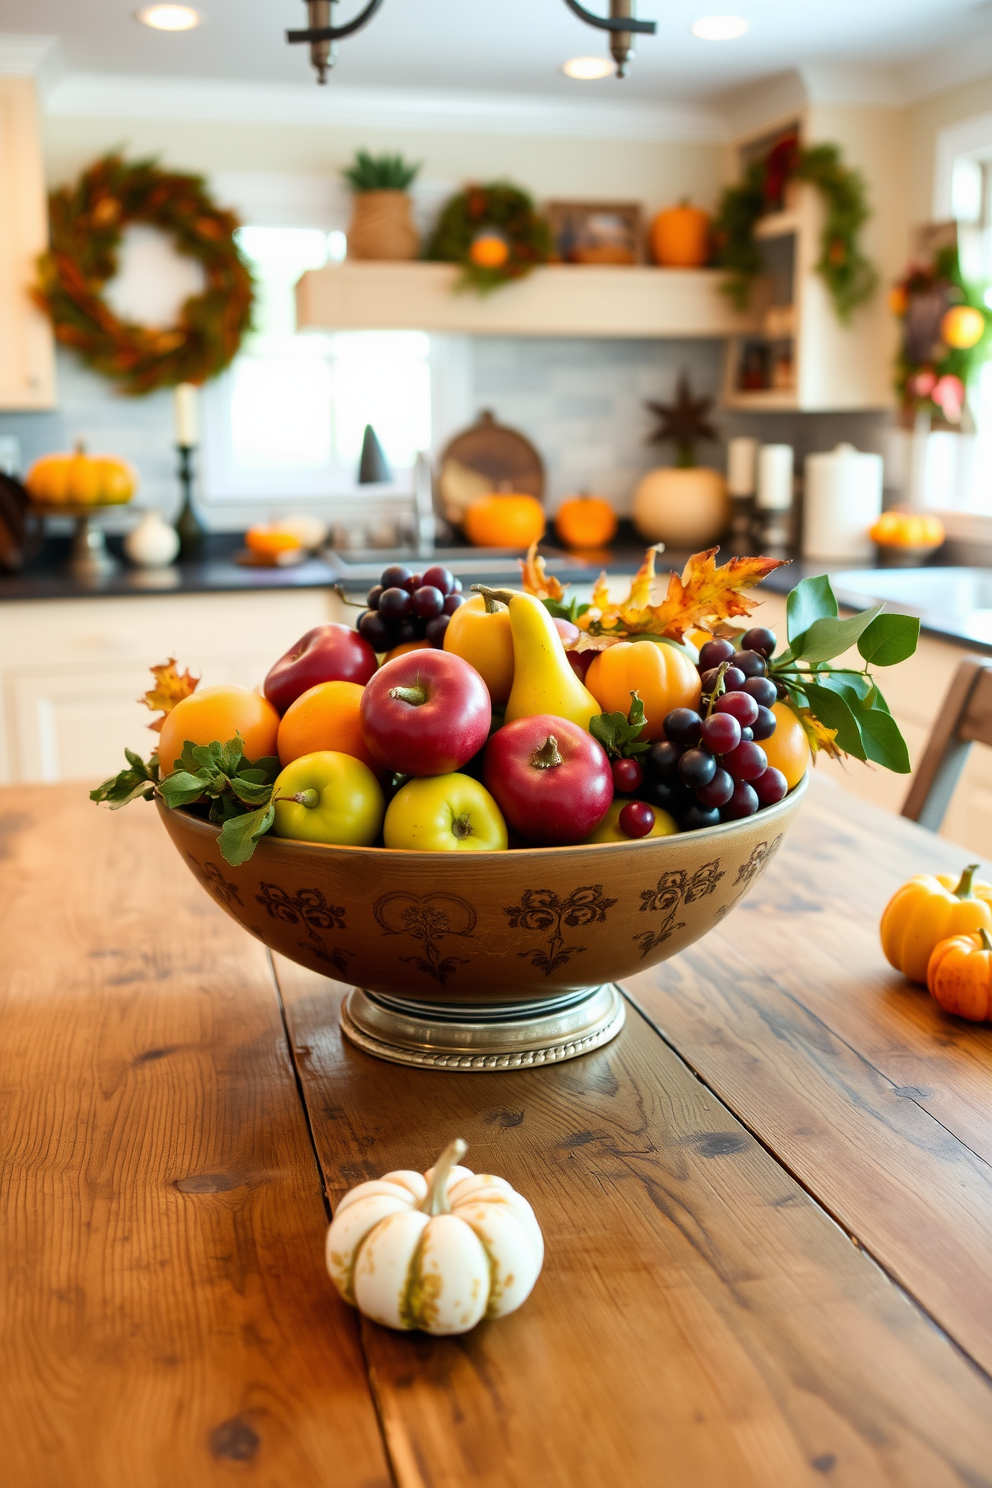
xmin=0 ymin=789 xmax=389 ymax=1488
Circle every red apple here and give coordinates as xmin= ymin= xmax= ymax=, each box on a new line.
xmin=360 ymin=649 xmax=491 ymax=776
xmin=264 ymin=624 xmax=377 ymax=714
xmin=483 ymin=714 xmax=613 ymax=845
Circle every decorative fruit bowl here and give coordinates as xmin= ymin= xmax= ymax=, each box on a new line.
xmin=158 ymin=772 xmax=807 ymax=1071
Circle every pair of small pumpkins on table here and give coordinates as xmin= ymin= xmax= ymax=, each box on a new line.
xmin=881 ymin=864 xmax=992 ymax=1022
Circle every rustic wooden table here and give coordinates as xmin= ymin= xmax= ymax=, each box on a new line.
xmin=3 ymin=776 xmax=992 ymax=1487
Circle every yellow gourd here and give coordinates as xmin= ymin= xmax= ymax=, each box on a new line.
xmin=880 ymin=863 xmax=992 ymax=984
xmin=443 ymin=592 xmax=515 ymax=703
xmin=26 ymin=442 xmax=136 ymax=506
xmin=488 ymin=589 xmax=601 ymax=730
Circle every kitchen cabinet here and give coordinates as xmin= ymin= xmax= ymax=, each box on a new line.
xmin=755 ymin=591 xmax=992 ymax=856
xmin=0 ymin=78 xmax=56 ymax=410
xmin=0 ymin=589 xmax=345 ymax=784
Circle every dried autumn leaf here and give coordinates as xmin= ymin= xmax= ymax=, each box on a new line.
xmin=798 ymin=707 xmax=845 ymax=762
xmin=141 ymin=658 xmax=199 ymax=734
xmin=626 ymin=544 xmax=664 ymax=613
xmin=643 ymin=548 xmax=787 ymax=642
xmin=519 ymin=542 xmax=568 ymax=602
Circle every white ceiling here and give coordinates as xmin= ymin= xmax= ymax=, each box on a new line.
xmin=2 ymin=0 xmax=992 ymax=105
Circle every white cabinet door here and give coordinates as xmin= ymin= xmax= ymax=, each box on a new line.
xmin=0 ymin=78 xmax=55 ymax=410
xmin=9 ymin=665 xmax=156 ymax=784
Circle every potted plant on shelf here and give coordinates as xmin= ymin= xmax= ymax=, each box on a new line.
xmin=342 ymin=151 xmax=421 ymax=261
xmin=632 ymin=374 xmax=729 ymax=547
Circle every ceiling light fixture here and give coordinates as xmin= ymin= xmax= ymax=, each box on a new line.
xmin=288 ymin=0 xmax=656 ymax=85
xmin=563 ymin=55 xmax=614 ymax=80
xmin=135 ymin=4 xmax=201 ymax=30
xmin=691 ymin=15 xmax=749 ymax=41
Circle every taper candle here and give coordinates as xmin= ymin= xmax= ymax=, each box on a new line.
xmin=173 ymin=383 xmax=198 ymax=447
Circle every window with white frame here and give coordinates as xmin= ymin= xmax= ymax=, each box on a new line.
xmin=200 ymin=226 xmax=432 ymax=505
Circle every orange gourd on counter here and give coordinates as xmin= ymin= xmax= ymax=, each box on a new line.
xmin=554 ymin=494 xmax=618 ymax=550
xmin=870 ymin=511 xmax=945 ymax=549
xmin=463 ymin=493 xmax=545 ymax=549
xmin=927 ymin=928 xmax=992 ymax=1022
xmin=585 ymin=640 xmax=701 ymax=741
xmin=27 ymin=442 xmax=136 ymax=506
xmin=880 ymin=863 xmax=992 ymax=985
xmin=649 ymin=200 xmax=710 ymax=268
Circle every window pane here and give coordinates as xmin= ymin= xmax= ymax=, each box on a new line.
xmin=231 ymin=346 xmax=332 ymax=469
xmin=328 ymin=331 xmax=431 ymax=468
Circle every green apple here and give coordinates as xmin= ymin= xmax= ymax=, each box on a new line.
xmin=272 ymin=750 xmax=385 ymax=845
xmin=384 ymin=773 xmax=508 ymax=851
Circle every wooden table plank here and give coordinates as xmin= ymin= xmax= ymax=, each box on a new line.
xmin=626 ymin=776 xmax=992 ymax=1378
xmin=276 ymin=954 xmax=992 ymax=1488
xmin=0 ymin=788 xmax=390 ymax=1488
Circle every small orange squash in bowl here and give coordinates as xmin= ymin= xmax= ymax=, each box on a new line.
xmin=555 ymin=494 xmax=618 ymax=550
xmin=27 ymin=442 xmax=137 ymax=506
xmin=463 ymin=492 xmax=545 ymax=549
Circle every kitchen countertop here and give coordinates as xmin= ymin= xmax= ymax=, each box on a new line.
xmin=4 ymin=776 xmax=992 ymax=1485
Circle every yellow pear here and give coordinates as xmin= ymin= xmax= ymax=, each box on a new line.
xmin=496 ymin=590 xmax=601 ymax=730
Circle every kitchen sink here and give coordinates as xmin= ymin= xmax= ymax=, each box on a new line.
xmin=323 ymin=545 xmax=593 ymax=587
xmin=829 ymin=567 xmax=992 ymax=645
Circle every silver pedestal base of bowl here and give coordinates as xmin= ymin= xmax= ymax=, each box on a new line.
xmin=340 ymin=984 xmax=625 ymax=1071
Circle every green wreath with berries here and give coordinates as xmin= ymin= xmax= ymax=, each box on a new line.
xmin=426 ymin=182 xmax=552 ymax=294
xmin=713 ymin=139 xmax=877 ymax=324
xmin=32 ymin=152 xmax=254 ymax=396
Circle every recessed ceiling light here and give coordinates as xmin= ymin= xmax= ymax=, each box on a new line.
xmin=562 ymin=56 xmax=613 ymax=80
xmin=135 ymin=5 xmax=201 ymax=31
xmin=691 ymin=15 xmax=749 ymax=41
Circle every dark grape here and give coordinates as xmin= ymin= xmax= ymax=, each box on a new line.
xmin=724 ymin=740 xmax=767 ymax=780
xmin=394 ymin=618 xmax=419 ymax=645
xmin=695 ymin=767 xmax=734 ymax=808
xmin=678 ymin=748 xmax=717 ymax=789
xmin=742 ymin=675 xmax=777 ymax=708
xmin=742 ymin=626 xmax=777 ymax=658
xmin=750 ymin=705 xmax=777 ymax=741
xmin=681 ymin=802 xmax=722 ymax=831
xmin=619 ymin=801 xmax=656 ymax=839
xmin=422 ymin=564 xmax=455 ymax=596
xmin=366 ymin=584 xmax=383 ymax=611
xmin=663 ymin=708 xmax=703 ymax=747
xmin=701 ymin=712 xmax=741 ymax=755
xmin=735 ymin=649 xmax=768 ymax=679
xmin=380 ymin=564 xmax=412 ymax=589
xmin=412 ymin=584 xmax=445 ymax=620
xmin=642 ymin=777 xmax=690 ymax=815
xmin=403 ymin=573 xmax=424 ymax=594
xmin=567 ymin=649 xmax=595 ymax=682
xmin=612 ymin=758 xmax=644 ymax=794
xmin=647 ymin=740 xmax=682 ymax=779
xmin=425 ymin=613 xmax=450 ymax=647
xmin=753 ymin=766 xmax=788 ymax=805
xmin=452 ymin=578 xmax=463 ymax=592
xmin=698 ymin=637 xmax=736 ymax=671
xmin=443 ymin=592 xmax=465 ymax=615
xmin=739 ymin=727 xmax=754 ymax=742
xmin=379 ymin=585 xmax=412 ymax=619
xmin=721 ymin=780 xmax=759 ymax=820
xmin=714 ymin=690 xmax=759 ymax=727
xmin=701 ymin=664 xmax=745 ymax=695
xmin=358 ymin=610 xmax=392 ymax=650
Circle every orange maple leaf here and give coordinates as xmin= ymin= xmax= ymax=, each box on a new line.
xmin=519 ymin=542 xmax=568 ymax=602
xmin=642 ymin=548 xmax=788 ymax=642
xmin=141 ymin=658 xmax=199 ymax=734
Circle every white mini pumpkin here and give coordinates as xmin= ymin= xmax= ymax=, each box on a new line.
xmin=325 ymin=1139 xmax=544 ymax=1335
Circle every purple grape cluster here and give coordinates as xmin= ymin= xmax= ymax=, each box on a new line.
xmin=640 ymin=626 xmax=788 ymax=830
xmin=355 ymin=563 xmax=465 ymax=653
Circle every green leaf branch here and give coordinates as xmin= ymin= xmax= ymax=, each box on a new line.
xmin=591 ymin=692 xmax=652 ymax=760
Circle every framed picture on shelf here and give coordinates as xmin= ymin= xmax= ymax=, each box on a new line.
xmin=545 ymin=201 xmax=644 ymax=265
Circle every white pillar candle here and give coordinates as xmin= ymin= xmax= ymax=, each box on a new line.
xmin=174 ymin=382 xmax=198 ymax=447
xmin=756 ymin=444 xmax=794 ymax=511
xmin=727 ymin=436 xmax=758 ymax=496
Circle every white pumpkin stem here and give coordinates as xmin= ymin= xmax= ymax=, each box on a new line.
xmin=421 ymin=1138 xmax=467 ymax=1216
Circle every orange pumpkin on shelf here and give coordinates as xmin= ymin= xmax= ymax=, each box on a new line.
xmin=554 ymin=494 xmax=618 ymax=550
xmin=649 ymin=200 xmax=710 ymax=268
xmin=463 ymin=492 xmax=546 ymax=549
xmin=26 ymin=442 xmax=137 ymax=506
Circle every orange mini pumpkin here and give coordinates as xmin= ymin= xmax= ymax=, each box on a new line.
xmin=463 ymin=493 xmax=545 ymax=549
xmin=649 ymin=200 xmax=710 ymax=268
xmin=26 ymin=442 xmax=136 ymax=506
xmin=585 ymin=640 xmax=701 ymax=741
xmin=555 ymin=494 xmax=618 ymax=550
xmin=927 ymin=928 xmax=992 ymax=1022
xmin=870 ymin=510 xmax=945 ymax=550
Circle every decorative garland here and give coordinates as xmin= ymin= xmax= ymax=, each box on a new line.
xmin=426 ymin=182 xmax=551 ymax=294
xmin=890 ymin=244 xmax=991 ymax=425
xmin=713 ymin=140 xmax=877 ymax=323
xmin=32 ymin=153 xmax=254 ymax=396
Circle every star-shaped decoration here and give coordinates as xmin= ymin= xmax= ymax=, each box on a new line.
xmin=645 ymin=374 xmax=718 ymax=466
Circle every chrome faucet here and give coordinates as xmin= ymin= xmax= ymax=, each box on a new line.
xmin=412 ymin=451 xmax=436 ymax=558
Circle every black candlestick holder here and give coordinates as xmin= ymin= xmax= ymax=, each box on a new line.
xmin=175 ymin=444 xmax=204 ymax=557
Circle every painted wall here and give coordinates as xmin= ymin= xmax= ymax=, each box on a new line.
xmin=906 ymin=72 xmax=992 ymax=228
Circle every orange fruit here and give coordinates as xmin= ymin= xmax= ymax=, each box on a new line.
xmin=762 ymin=701 xmax=811 ymax=789
xmin=383 ymin=640 xmax=431 ymax=663
xmin=158 ymin=685 xmax=280 ymax=773
xmin=276 ymin=680 xmax=377 ymax=772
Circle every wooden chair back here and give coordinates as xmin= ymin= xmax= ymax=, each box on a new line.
xmin=901 ymin=654 xmax=992 ymax=830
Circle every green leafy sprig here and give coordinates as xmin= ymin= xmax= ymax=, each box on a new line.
xmin=342 ymin=150 xmax=420 ymax=193
xmin=541 ymin=595 xmax=591 ymax=623
xmin=591 ymin=692 xmax=652 ymax=761
xmin=91 ymin=733 xmax=280 ymax=866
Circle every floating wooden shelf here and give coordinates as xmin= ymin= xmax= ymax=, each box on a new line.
xmin=295 ymin=261 xmax=763 ymax=339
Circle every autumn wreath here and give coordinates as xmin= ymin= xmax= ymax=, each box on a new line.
xmin=32 ymin=153 xmax=254 ymax=396
xmin=426 ymin=182 xmax=551 ymax=294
